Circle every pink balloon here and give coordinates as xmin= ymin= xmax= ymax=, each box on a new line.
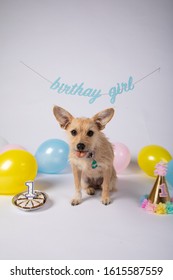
xmin=0 ymin=144 xmax=26 ymax=154
xmin=113 ymin=142 xmax=131 ymax=173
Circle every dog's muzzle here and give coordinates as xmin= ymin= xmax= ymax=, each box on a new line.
xmin=75 ymin=143 xmax=88 ymax=158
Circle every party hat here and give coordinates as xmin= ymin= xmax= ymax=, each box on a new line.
xmin=148 ymin=162 xmax=170 ymax=204
xmin=140 ymin=161 xmax=173 ymax=215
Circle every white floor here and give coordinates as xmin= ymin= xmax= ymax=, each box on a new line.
xmin=0 ymin=162 xmax=173 ymax=260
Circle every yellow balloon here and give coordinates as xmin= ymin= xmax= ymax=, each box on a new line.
xmin=138 ymin=145 xmax=172 ymax=177
xmin=0 ymin=150 xmax=38 ymax=195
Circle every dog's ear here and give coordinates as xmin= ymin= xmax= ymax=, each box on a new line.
xmin=53 ymin=106 xmax=74 ymax=129
xmin=93 ymin=108 xmax=114 ymax=130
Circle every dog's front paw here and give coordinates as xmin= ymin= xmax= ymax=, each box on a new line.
xmin=101 ymin=196 xmax=111 ymax=205
xmin=71 ymin=191 xmax=82 ymax=206
xmin=71 ymin=198 xmax=81 ymax=206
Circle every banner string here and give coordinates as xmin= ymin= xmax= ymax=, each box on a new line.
xmin=20 ymin=61 xmax=53 ymax=84
xmin=133 ymin=67 xmax=160 ymax=85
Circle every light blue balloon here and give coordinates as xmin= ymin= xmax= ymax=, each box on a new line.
xmin=35 ymin=139 xmax=69 ymax=174
xmin=166 ymin=159 xmax=173 ymax=188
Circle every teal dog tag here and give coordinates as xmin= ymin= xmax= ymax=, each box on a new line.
xmin=92 ymin=160 xmax=98 ymax=169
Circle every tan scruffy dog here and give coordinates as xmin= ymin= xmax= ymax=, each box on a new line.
xmin=53 ymin=106 xmax=116 ymax=206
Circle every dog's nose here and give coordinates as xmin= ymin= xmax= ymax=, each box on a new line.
xmin=77 ymin=143 xmax=85 ymax=151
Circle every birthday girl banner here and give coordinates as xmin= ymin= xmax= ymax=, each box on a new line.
xmin=49 ymin=76 xmax=134 ymax=104
xmin=20 ymin=62 xmax=160 ymax=105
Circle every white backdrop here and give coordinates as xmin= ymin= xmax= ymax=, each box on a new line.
xmin=0 ymin=0 xmax=173 ymax=261
xmin=0 ymin=0 xmax=172 ymax=157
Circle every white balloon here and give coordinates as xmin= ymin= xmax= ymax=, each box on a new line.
xmin=0 ymin=136 xmax=8 ymax=149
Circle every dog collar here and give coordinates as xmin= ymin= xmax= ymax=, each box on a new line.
xmin=87 ymin=151 xmax=98 ymax=169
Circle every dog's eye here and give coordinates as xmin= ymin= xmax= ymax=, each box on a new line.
xmin=71 ymin=129 xmax=77 ymax=136
xmin=87 ymin=130 xmax=94 ymax=137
